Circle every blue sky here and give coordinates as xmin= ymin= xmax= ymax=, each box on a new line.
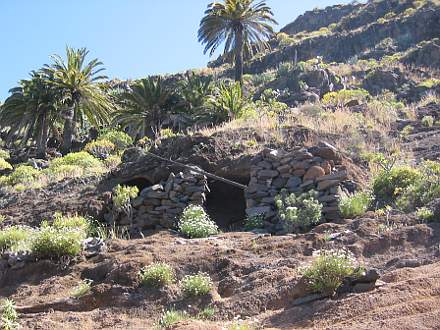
xmin=0 ymin=0 xmax=349 ymax=101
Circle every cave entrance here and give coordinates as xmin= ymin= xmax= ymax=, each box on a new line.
xmin=205 ymin=177 xmax=248 ymax=231
xmin=121 ymin=177 xmax=153 ymax=192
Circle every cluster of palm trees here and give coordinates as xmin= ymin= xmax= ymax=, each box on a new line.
xmin=0 ymin=0 xmax=277 ymax=158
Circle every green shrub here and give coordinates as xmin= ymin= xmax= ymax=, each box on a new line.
xmin=372 ymin=166 xmax=421 ymax=207
xmin=98 ymin=130 xmax=133 ymax=151
xmin=208 ymin=82 xmax=248 ymax=120
xmin=31 ymin=227 xmax=84 ymax=259
xmin=244 ymin=214 xmax=265 ymax=231
xmin=1 ymin=165 xmax=41 ymax=186
xmin=70 ymin=279 xmax=93 ymax=298
xmin=181 ymin=273 xmax=213 ymax=297
xmin=416 ymin=207 xmax=435 ymax=222
xmin=178 ymin=205 xmax=218 ymax=239
xmin=302 ymin=249 xmax=359 ymax=295
xmin=197 ymin=307 xmax=216 ymax=320
xmin=84 ymin=139 xmax=116 ymax=159
xmin=139 ymin=262 xmax=175 ymax=288
xmin=159 ymin=128 xmax=177 ymax=139
xmin=418 ymin=78 xmax=440 ymax=89
xmin=277 ymin=61 xmax=294 ymax=78
xmin=50 ymin=152 xmax=104 ymax=176
xmin=422 ymin=116 xmax=434 ymax=127
xmin=1 ymin=299 xmax=18 ymax=330
xmin=0 ymin=158 xmax=12 ymax=171
xmin=156 ymin=309 xmax=187 ymax=329
xmin=0 ymin=149 xmax=10 ymax=160
xmin=50 ymin=213 xmax=92 ymax=235
xmin=0 ymin=226 xmax=33 ymax=252
xmin=275 ymin=190 xmax=322 ymax=232
xmin=322 ymin=89 xmax=370 ymax=107
xmin=42 ymin=164 xmax=83 ymax=181
xmin=339 ymin=192 xmax=372 ymax=218
xmin=396 ymin=161 xmax=440 ymax=211
xmin=112 ymin=185 xmax=139 ymax=210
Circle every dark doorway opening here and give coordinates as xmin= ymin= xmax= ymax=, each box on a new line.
xmin=122 ymin=177 xmax=153 ymax=192
xmin=205 ymin=177 xmax=248 ymax=231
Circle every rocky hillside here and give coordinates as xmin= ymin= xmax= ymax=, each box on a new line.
xmin=1 ymin=0 xmax=440 ymax=329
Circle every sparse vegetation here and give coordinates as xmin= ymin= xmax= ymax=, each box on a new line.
xmin=139 ymin=263 xmax=175 ymax=288
xmin=1 ymin=299 xmax=19 ymax=330
xmin=181 ymin=273 xmax=213 ymax=297
xmin=70 ymin=279 xmax=93 ymax=298
xmin=156 ymin=309 xmax=187 ymax=329
xmin=339 ymin=192 xmax=372 ymax=218
xmin=244 ymin=214 xmax=265 ymax=231
xmin=178 ymin=205 xmax=219 ymax=239
xmin=322 ymin=89 xmax=370 ymax=107
xmin=303 ymin=249 xmax=360 ymax=296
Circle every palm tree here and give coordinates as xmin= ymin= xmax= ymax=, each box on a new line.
xmin=112 ymin=77 xmax=172 ymax=139
xmin=178 ymin=72 xmax=214 ymax=114
xmin=0 ymin=71 xmax=60 ymax=157
xmin=198 ymin=0 xmax=277 ymax=84
xmin=43 ymin=47 xmax=112 ymax=154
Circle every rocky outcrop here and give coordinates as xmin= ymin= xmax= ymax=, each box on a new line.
xmin=280 ymin=3 xmax=359 ymax=35
xmin=403 ymin=38 xmax=440 ymax=69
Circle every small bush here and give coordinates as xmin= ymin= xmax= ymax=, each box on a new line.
xmin=0 ymin=158 xmax=12 ymax=171
xmin=322 ymin=89 xmax=370 ymax=107
xmin=31 ymin=227 xmax=84 ymax=259
xmin=197 ymin=306 xmax=216 ymax=320
xmin=275 ymin=190 xmax=322 ymax=232
xmin=1 ymin=165 xmax=40 ymax=186
xmin=422 ymin=116 xmax=434 ymax=128
xmin=98 ymin=130 xmax=133 ymax=151
xmin=50 ymin=152 xmax=103 ymax=176
xmin=0 ymin=226 xmax=33 ymax=252
xmin=396 ymin=161 xmax=440 ymax=211
xmin=244 ymin=214 xmax=265 ymax=231
xmin=70 ymin=279 xmax=93 ymax=298
xmin=1 ymin=299 xmax=18 ymax=330
xmin=339 ymin=192 xmax=372 ymax=218
xmin=373 ymin=166 xmax=422 ymax=207
xmin=139 ymin=263 xmax=175 ymax=288
xmin=0 ymin=149 xmax=10 ymax=160
xmin=42 ymin=164 xmax=83 ymax=181
xmin=112 ymin=185 xmax=139 ymax=210
xmin=181 ymin=273 xmax=213 ymax=297
xmin=50 ymin=213 xmax=91 ymax=235
xmin=416 ymin=207 xmax=435 ymax=222
xmin=84 ymin=139 xmax=116 ymax=159
xmin=159 ymin=128 xmax=177 ymax=139
xmin=302 ymin=249 xmax=359 ymax=295
xmin=178 ymin=205 xmax=218 ymax=239
xmin=156 ymin=309 xmax=187 ymax=329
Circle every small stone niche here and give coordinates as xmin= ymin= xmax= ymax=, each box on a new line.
xmin=245 ymin=143 xmax=351 ymax=230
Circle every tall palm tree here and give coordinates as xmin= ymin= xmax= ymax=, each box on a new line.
xmin=43 ymin=47 xmax=112 ymax=154
xmin=112 ymin=77 xmax=172 ymax=139
xmin=0 ymin=71 xmax=60 ymax=157
xmin=198 ymin=0 xmax=277 ymax=84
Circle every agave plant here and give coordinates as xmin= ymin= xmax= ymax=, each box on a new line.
xmin=208 ymin=81 xmax=248 ymax=121
xmin=198 ymin=0 xmax=277 ymax=84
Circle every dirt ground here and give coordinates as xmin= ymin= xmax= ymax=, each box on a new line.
xmin=1 ymin=212 xmax=439 ymax=330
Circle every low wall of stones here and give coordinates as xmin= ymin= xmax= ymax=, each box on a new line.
xmin=245 ymin=143 xmax=349 ymax=229
xmin=108 ymin=167 xmax=208 ymax=231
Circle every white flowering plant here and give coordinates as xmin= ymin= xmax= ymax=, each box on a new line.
xmin=181 ymin=272 xmax=213 ymax=297
xmin=275 ymin=189 xmax=322 ymax=232
xmin=178 ymin=205 xmax=218 ymax=238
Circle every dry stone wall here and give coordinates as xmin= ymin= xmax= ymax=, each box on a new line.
xmin=109 ymin=167 xmax=208 ymax=231
xmin=245 ymin=143 xmax=349 ymax=230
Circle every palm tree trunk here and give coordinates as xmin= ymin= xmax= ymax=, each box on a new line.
xmin=61 ymin=104 xmax=76 ymax=154
xmin=234 ymin=26 xmax=244 ymax=85
xmin=37 ymin=114 xmax=49 ymax=158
